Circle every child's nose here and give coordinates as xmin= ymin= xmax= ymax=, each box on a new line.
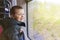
xmin=21 ymin=15 xmax=23 ymax=17
xmin=21 ymin=14 xmax=24 ymax=17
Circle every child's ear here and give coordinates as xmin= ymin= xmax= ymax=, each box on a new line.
xmin=10 ymin=14 xmax=14 ymax=18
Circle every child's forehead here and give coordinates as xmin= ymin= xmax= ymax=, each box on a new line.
xmin=15 ymin=9 xmax=24 ymax=13
xmin=15 ymin=9 xmax=24 ymax=11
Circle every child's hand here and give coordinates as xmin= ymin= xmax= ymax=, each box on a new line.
xmin=20 ymin=30 xmax=23 ymax=33
xmin=20 ymin=29 xmax=23 ymax=33
xmin=19 ymin=29 xmax=24 ymax=36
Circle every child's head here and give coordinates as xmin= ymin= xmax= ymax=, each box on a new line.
xmin=10 ymin=6 xmax=24 ymax=21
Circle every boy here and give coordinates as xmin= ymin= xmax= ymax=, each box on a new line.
xmin=2 ymin=6 xmax=25 ymax=40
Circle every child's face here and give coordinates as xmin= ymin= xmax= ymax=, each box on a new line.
xmin=13 ymin=9 xmax=24 ymax=21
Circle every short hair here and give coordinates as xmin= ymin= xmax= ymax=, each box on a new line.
xmin=10 ymin=6 xmax=23 ymax=15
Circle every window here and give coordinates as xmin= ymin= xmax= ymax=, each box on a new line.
xmin=28 ymin=0 xmax=60 ymax=40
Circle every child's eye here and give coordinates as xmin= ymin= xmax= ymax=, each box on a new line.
xmin=17 ymin=14 xmax=24 ymax=15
